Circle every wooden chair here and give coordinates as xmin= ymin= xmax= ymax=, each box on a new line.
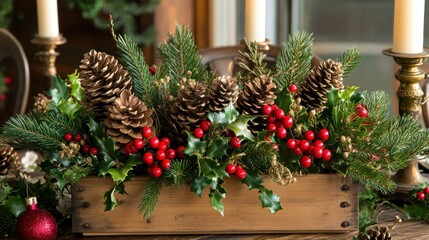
xmin=0 ymin=28 xmax=30 ymax=125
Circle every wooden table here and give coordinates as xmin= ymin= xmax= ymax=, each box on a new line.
xmin=61 ymin=208 xmax=428 ymax=240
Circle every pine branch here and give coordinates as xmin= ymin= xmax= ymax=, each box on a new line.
xmin=157 ymin=24 xmax=209 ymax=96
xmin=239 ymin=141 xmax=277 ymax=171
xmin=164 ymin=159 xmax=196 ymax=186
xmin=273 ymin=31 xmax=313 ymax=91
xmin=337 ymin=46 xmax=360 ymax=78
xmin=34 ymin=111 xmax=83 ymax=135
xmin=138 ymin=177 xmax=163 ymax=219
xmin=236 ymin=39 xmax=270 ymax=79
xmin=347 ymin=159 xmax=395 ymax=194
xmin=2 ymin=114 xmax=63 ymax=152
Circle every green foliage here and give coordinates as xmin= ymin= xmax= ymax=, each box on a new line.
xmin=138 ymin=178 xmax=163 ymax=219
xmin=164 ymin=159 xmax=196 ymax=186
xmin=0 ymin=0 xmax=12 ymax=28
xmin=236 ymin=39 xmax=271 ymax=79
xmin=239 ymin=141 xmax=277 ymax=170
xmin=48 ymin=75 xmax=85 ymax=119
xmin=338 ymin=46 xmax=361 ymax=78
xmin=258 ymin=186 xmax=282 ymax=213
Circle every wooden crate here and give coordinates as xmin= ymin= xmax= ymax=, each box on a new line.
xmin=72 ymin=174 xmax=358 ymax=236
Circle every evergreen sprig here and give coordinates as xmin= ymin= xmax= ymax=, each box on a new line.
xmin=138 ymin=177 xmax=163 ymax=219
xmin=338 ymin=46 xmax=361 ymax=78
xmin=164 ymin=159 xmax=196 ymax=186
xmin=236 ymin=39 xmax=270 ymax=79
xmin=274 ymin=31 xmax=314 ymax=91
xmin=239 ymin=142 xmax=277 ymax=171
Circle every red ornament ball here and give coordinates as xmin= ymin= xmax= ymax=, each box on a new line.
xmin=16 ymin=197 xmax=58 ymax=240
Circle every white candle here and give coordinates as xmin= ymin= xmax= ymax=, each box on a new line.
xmin=36 ymin=0 xmax=59 ymax=38
xmin=245 ymin=0 xmax=266 ymax=42
xmin=393 ymin=0 xmax=425 ymax=53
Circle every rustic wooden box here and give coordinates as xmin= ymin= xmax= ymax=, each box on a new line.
xmin=72 ymin=174 xmax=358 ymax=236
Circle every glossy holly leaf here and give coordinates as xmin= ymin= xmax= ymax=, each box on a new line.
xmin=48 ymin=75 xmax=69 ymax=106
xmin=210 ymin=190 xmax=225 ymax=216
xmin=208 ymin=102 xmax=239 ymax=126
xmin=206 ymin=137 xmax=229 ymax=159
xmin=201 ymin=159 xmax=229 ymax=180
xmin=108 ymin=155 xmax=141 ymax=182
xmin=116 ymin=181 xmax=127 ymax=195
xmin=68 ymin=72 xmax=85 ymax=101
xmin=191 ymin=175 xmax=211 ymax=197
xmin=341 ymin=86 xmax=359 ymax=101
xmin=104 ymin=186 xmax=118 ymax=211
xmin=403 ymin=203 xmax=429 ymax=221
xmin=3 ymin=196 xmax=26 ymax=217
xmin=227 ymin=115 xmax=256 ymax=142
xmin=88 ymin=117 xmax=106 ymax=138
xmin=87 ymin=118 xmax=118 ymax=172
xmin=58 ymin=98 xmax=85 ymax=119
xmin=326 ymin=87 xmax=343 ymax=108
xmin=241 ymin=170 xmax=263 ymax=190
xmin=259 ymin=186 xmax=283 ymax=213
xmin=184 ymin=132 xmax=207 ymax=156
xmin=275 ymin=87 xmax=294 ymax=112
xmin=49 ymin=168 xmax=65 ymax=190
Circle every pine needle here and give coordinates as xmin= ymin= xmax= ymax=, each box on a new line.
xmin=164 ymin=159 xmax=196 ymax=186
xmin=338 ymin=46 xmax=361 ymax=78
xmin=240 ymin=142 xmax=277 ymax=171
xmin=138 ymin=177 xmax=163 ymax=219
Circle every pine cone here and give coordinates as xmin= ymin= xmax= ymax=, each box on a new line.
xmin=78 ymin=49 xmax=132 ymax=121
xmin=33 ymin=93 xmax=51 ymax=113
xmin=0 ymin=143 xmax=18 ymax=175
xmin=237 ymin=75 xmax=276 ymax=132
xmin=358 ymin=226 xmax=392 ymax=240
xmin=298 ymin=59 xmax=344 ymax=111
xmin=209 ymin=76 xmax=239 ymax=112
xmin=167 ymin=80 xmax=209 ymax=143
xmin=103 ymin=89 xmax=154 ymax=145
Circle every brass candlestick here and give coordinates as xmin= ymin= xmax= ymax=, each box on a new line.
xmin=31 ymin=35 xmax=66 ymax=86
xmin=382 ymin=48 xmax=429 ymax=193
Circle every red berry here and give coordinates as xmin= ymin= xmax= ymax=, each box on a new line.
xmin=299 ymin=139 xmax=310 ymax=151
xmin=90 ymin=147 xmax=99 ymax=156
xmin=286 ymin=138 xmax=296 ymax=149
xmin=82 ymin=145 xmax=90 ymax=154
xmin=124 ymin=143 xmax=137 ymax=155
xmin=292 ymin=147 xmax=303 ymax=155
xmin=147 ymin=167 xmax=153 ymax=176
xmin=160 ymin=137 xmax=170 ymax=146
xmin=303 ymin=130 xmax=315 ymax=141
xmin=318 ymin=129 xmax=330 ymax=141
xmin=266 ymin=115 xmax=276 ymax=123
xmin=299 ymin=155 xmax=312 ymax=168
xmin=306 ymin=145 xmax=314 ymax=155
xmin=416 ymin=191 xmax=426 ymax=200
xmin=141 ymin=127 xmax=152 ymax=138
xmin=176 ymin=146 xmax=186 ymax=158
xmin=424 ymin=187 xmax=429 ymax=195
xmin=225 ymin=164 xmax=236 ymax=175
xmin=4 ymin=76 xmax=12 ymax=85
xmin=275 ymin=126 xmax=287 ymax=139
xmin=313 ymin=140 xmax=324 ymax=148
xmin=282 ymin=116 xmax=293 ymax=128
xmin=357 ymin=108 xmax=369 ymax=118
xmin=148 ymin=137 xmax=160 ymax=149
xmin=155 ymin=150 xmax=166 ymax=161
xmin=63 ymin=133 xmax=73 ymax=142
xmin=132 ymin=138 xmax=144 ymax=150
xmin=288 ymin=84 xmax=297 ymax=93
xmin=321 ymin=149 xmax=332 ymax=161
xmin=270 ymin=104 xmax=278 ymax=111
xmin=312 ymin=147 xmax=324 ymax=158
xmin=142 ymin=152 xmax=155 ymax=166
xmin=160 ymin=159 xmax=172 ymax=170
xmin=354 ymin=104 xmax=363 ymax=111
xmin=73 ymin=133 xmax=82 ymax=142
xmin=235 ymin=168 xmax=247 ymax=180
xmin=230 ymin=136 xmax=241 ymax=149
xmin=158 ymin=141 xmax=168 ymax=151
xmin=193 ymin=128 xmax=204 ymax=139
xmin=200 ymin=120 xmax=212 ymax=132
xmin=149 ymin=66 xmax=156 ymax=75
xmin=261 ymin=104 xmax=272 ymax=115
xmin=267 ymin=123 xmax=277 ymax=132
xmin=273 ymin=109 xmax=285 ymax=120
xmin=165 ymin=148 xmax=175 ymax=159
xmin=151 ymin=166 xmax=162 ymax=178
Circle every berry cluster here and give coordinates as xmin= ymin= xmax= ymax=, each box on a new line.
xmin=63 ymin=133 xmax=99 ymax=156
xmin=225 ymin=163 xmax=247 ymax=180
xmin=415 ymin=186 xmax=429 ymax=201
xmin=124 ymin=127 xmax=185 ymax=178
xmin=351 ymin=103 xmax=369 ymax=120
xmin=193 ymin=120 xmax=242 ymax=149
xmin=261 ymin=104 xmax=332 ymax=169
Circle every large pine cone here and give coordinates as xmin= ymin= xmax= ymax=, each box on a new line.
xmin=237 ymin=75 xmax=276 ymax=132
xmin=298 ymin=59 xmax=344 ymax=111
xmin=33 ymin=93 xmax=51 ymax=113
xmin=209 ymin=76 xmax=239 ymax=112
xmin=103 ymin=89 xmax=154 ymax=145
xmin=78 ymin=49 xmax=132 ymax=121
xmin=358 ymin=226 xmax=392 ymax=240
xmin=0 ymin=142 xmax=18 ymax=175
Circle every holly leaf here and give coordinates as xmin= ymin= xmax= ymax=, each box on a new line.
xmin=3 ymin=196 xmax=26 ymax=217
xmin=49 ymin=168 xmax=65 ymax=190
xmin=241 ymin=170 xmax=263 ymax=190
xmin=184 ymin=132 xmax=207 ymax=156
xmin=210 ymin=190 xmax=225 ymax=216
xmin=208 ymin=102 xmax=239 ymax=126
xmin=201 ymin=159 xmax=229 ymax=180
xmin=275 ymin=87 xmax=294 ymax=112
xmin=403 ymin=203 xmax=429 ymax=221
xmin=326 ymin=87 xmax=343 ymax=108
xmin=116 ymin=181 xmax=127 ymax=195
xmin=104 ymin=186 xmax=118 ymax=211
xmin=48 ymin=75 xmax=69 ymax=106
xmin=68 ymin=71 xmax=85 ymax=101
xmin=227 ymin=115 xmax=256 ymax=141
xmin=206 ymin=137 xmax=229 ymax=159
xmin=259 ymin=186 xmax=283 ymax=213
xmin=108 ymin=155 xmax=141 ymax=182
xmin=191 ymin=175 xmax=211 ymax=197
xmin=57 ymin=98 xmax=85 ymax=119
xmin=88 ymin=117 xmax=106 ymax=138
